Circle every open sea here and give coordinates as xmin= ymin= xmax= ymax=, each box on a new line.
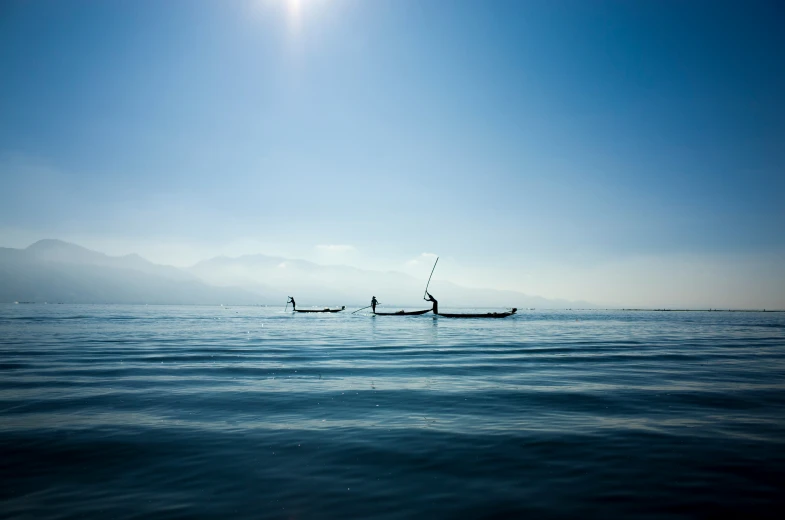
xmin=1 ymin=304 xmax=784 ymax=519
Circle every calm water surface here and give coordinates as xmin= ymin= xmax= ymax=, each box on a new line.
xmin=1 ymin=304 xmax=784 ymax=518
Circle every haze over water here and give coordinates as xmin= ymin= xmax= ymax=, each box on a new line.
xmin=2 ymin=304 xmax=784 ymax=518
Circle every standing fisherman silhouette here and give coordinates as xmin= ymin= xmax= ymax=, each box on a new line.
xmin=371 ymin=296 xmax=379 ymax=313
xmin=287 ymin=296 xmax=296 ymax=311
xmin=424 ymin=292 xmax=438 ymax=314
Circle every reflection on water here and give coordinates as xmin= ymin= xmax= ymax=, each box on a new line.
xmin=1 ymin=304 xmax=784 ymax=518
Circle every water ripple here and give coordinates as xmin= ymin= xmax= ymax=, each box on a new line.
xmin=1 ymin=304 xmax=784 ymax=518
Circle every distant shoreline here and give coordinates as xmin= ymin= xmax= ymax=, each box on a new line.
xmin=3 ymin=302 xmax=783 ymax=312
xmin=580 ymin=308 xmax=785 ymax=313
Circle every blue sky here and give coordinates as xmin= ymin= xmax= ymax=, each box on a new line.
xmin=1 ymin=0 xmax=784 ymax=307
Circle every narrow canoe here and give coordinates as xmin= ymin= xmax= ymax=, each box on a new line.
xmin=373 ymin=308 xmax=432 ymax=316
xmin=294 ymin=306 xmax=345 ymax=313
xmin=436 ymin=308 xmax=517 ymax=318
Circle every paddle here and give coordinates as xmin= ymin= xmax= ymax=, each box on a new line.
xmin=423 ymin=256 xmax=439 ymax=298
xmin=351 ymin=305 xmax=372 ymax=315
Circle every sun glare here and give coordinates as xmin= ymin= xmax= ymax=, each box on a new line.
xmin=287 ymin=0 xmax=302 ymax=21
xmin=250 ymin=0 xmax=332 ymax=37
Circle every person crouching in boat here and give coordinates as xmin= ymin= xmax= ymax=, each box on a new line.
xmin=424 ymin=292 xmax=438 ymax=314
xmin=287 ymin=296 xmax=296 ymax=311
xmin=371 ymin=296 xmax=379 ymax=313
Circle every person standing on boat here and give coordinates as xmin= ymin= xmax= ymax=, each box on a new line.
xmin=287 ymin=296 xmax=296 ymax=311
xmin=371 ymin=296 xmax=379 ymax=313
xmin=424 ymin=292 xmax=438 ymax=314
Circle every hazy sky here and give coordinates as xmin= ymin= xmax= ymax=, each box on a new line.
xmin=1 ymin=0 xmax=784 ymax=308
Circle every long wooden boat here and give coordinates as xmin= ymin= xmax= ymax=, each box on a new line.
xmin=293 ymin=306 xmax=345 ymax=313
xmin=436 ymin=308 xmax=517 ymax=318
xmin=373 ymin=308 xmax=432 ymax=316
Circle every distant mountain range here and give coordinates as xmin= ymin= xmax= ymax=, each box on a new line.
xmin=0 ymin=239 xmax=594 ymax=308
xmin=0 ymin=240 xmax=259 ymax=305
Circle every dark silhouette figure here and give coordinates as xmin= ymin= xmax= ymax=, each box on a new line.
xmin=371 ymin=296 xmax=379 ymax=312
xmin=424 ymin=292 xmax=438 ymax=314
xmin=287 ymin=296 xmax=296 ymax=311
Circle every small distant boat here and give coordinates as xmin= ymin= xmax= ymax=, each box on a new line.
xmin=436 ymin=308 xmax=517 ymax=318
xmin=294 ymin=306 xmax=345 ymax=313
xmin=287 ymin=297 xmax=344 ymax=313
xmin=373 ymin=308 xmax=432 ymax=316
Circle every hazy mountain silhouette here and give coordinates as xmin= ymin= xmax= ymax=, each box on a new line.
xmin=0 ymin=240 xmax=262 ymax=304
xmin=0 ymin=240 xmax=594 ymax=308
xmin=24 ymin=239 xmax=196 ymax=281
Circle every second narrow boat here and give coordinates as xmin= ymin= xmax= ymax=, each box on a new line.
xmin=295 ymin=307 xmax=345 ymax=313
xmin=373 ymin=308 xmax=432 ymax=316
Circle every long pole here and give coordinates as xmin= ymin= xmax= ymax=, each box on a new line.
xmin=284 ymin=300 xmax=288 ymax=312
xmin=423 ymin=256 xmax=439 ymax=298
xmin=351 ymin=305 xmax=372 ymax=314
